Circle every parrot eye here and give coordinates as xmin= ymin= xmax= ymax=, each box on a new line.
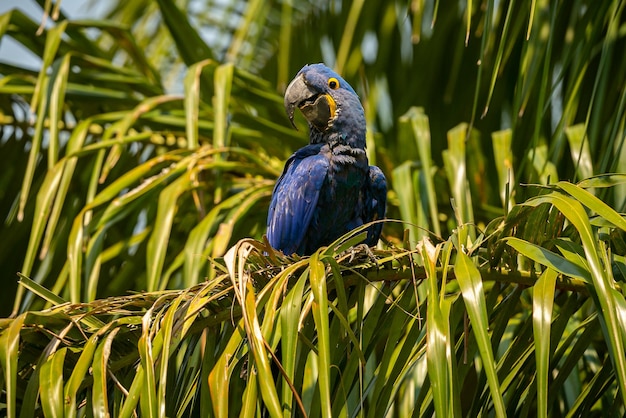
xmin=328 ymin=77 xmax=339 ymax=90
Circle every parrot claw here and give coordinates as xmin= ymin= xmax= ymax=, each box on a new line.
xmin=348 ymin=244 xmax=378 ymax=266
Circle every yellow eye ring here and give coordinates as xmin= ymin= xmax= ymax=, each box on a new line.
xmin=328 ymin=77 xmax=340 ymax=90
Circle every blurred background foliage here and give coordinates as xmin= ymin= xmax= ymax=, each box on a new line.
xmin=0 ymin=0 xmax=625 ymax=416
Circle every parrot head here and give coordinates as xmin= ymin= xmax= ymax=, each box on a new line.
xmin=284 ymin=63 xmax=365 ymax=144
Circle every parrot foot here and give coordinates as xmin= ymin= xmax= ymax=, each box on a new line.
xmin=348 ymin=244 xmax=378 ymax=265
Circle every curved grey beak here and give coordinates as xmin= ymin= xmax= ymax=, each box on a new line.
xmin=284 ymin=73 xmax=316 ymax=129
xmin=284 ymin=72 xmax=334 ymax=131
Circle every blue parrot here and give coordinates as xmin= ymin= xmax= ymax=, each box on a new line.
xmin=267 ymin=63 xmax=386 ymax=255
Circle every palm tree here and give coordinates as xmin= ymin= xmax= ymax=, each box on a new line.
xmin=0 ymin=0 xmax=625 ymax=416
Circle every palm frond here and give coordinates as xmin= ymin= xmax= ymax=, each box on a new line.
xmin=3 ymin=176 xmax=626 ymax=416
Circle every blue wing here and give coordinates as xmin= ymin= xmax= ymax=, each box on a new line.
xmin=267 ymin=145 xmax=329 ymax=255
xmin=363 ymin=165 xmax=387 ymax=246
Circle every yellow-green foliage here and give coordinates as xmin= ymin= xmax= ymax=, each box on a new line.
xmin=0 ymin=0 xmax=625 ymax=416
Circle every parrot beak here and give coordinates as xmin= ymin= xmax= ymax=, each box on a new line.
xmin=284 ymin=73 xmax=336 ymax=131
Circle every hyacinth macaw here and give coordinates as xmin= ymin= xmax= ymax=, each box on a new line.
xmin=267 ymin=63 xmax=387 ymax=255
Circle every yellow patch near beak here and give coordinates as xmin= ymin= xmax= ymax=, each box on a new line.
xmin=324 ymin=93 xmax=336 ymax=121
